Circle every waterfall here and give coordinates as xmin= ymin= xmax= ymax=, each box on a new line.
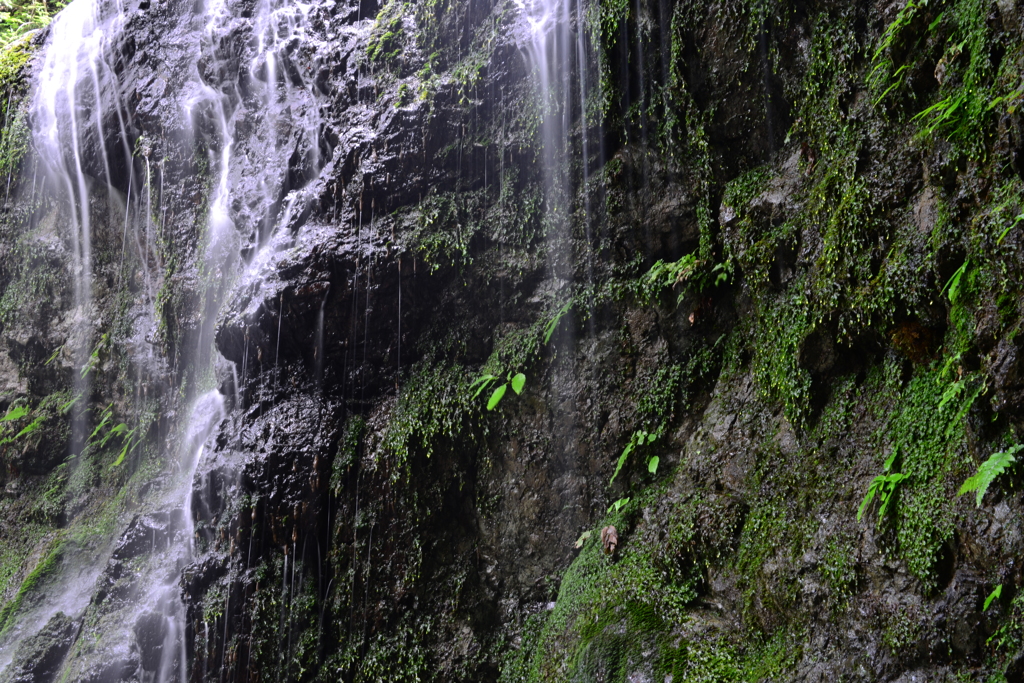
xmin=32 ymin=0 xmax=132 ymax=458
xmin=517 ymin=0 xmax=575 ymax=283
xmin=516 ymin=0 xmax=597 ymax=492
xmin=0 ymin=0 xmax=326 ymax=670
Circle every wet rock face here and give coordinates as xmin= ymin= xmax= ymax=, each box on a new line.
xmin=6 ymin=0 xmax=1024 ymax=675
xmin=0 ymin=612 xmax=79 ymax=683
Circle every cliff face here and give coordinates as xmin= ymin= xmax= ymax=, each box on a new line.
xmin=2 ymin=0 xmax=1024 ymax=680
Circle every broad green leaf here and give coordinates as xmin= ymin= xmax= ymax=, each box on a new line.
xmin=607 ymin=497 xmax=630 ymax=513
xmin=857 ymin=480 xmax=878 ymax=522
xmin=510 ymin=373 xmax=526 ymax=395
xmin=883 ymin=445 xmax=898 ymax=472
xmin=574 ymin=530 xmax=592 ymax=549
xmin=941 ymin=260 xmax=968 ymax=304
xmin=877 ymin=473 xmax=908 ymax=518
xmin=984 ymin=584 xmax=1002 ymax=612
xmin=647 ymin=456 xmax=659 ymax=474
xmin=0 ymin=405 xmax=28 ymax=422
xmin=610 ymin=447 xmax=630 ymax=485
xmin=111 ymin=440 xmax=131 ymax=468
xmin=487 ymin=383 xmax=508 ymax=410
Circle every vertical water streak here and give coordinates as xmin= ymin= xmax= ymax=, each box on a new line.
xmin=516 ymin=0 xmax=596 ymax=463
xmin=32 ymin=0 xmax=131 ymax=453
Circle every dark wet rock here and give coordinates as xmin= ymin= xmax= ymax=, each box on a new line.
xmin=0 ymin=612 xmax=79 ymax=683
xmin=113 ymin=510 xmax=188 ymax=561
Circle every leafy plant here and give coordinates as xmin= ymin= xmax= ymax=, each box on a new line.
xmin=543 ymin=300 xmax=573 ymax=344
xmin=958 ymin=444 xmax=1022 ymax=507
xmin=941 ymin=260 xmax=968 ymax=304
xmin=0 ymin=403 xmax=43 ymax=448
xmin=607 ymin=497 xmax=630 ymax=514
xmin=610 ymin=430 xmax=657 ymax=485
xmin=0 ymin=404 xmax=28 ymax=422
xmin=80 ymin=332 xmax=109 ymax=379
xmin=641 ymin=254 xmax=701 ymax=305
xmin=985 ymin=584 xmax=1002 ymax=612
xmin=869 ymin=0 xmax=932 ymax=105
xmin=858 ymin=448 xmax=908 ymax=526
xmin=470 ymin=371 xmax=526 ymax=411
xmin=81 ymin=403 xmax=139 ymax=466
xmin=936 ymin=366 xmax=985 ymax=437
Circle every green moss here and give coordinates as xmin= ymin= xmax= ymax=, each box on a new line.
xmin=0 ymin=220 xmax=71 ymax=331
xmin=820 ymin=532 xmax=858 ymax=607
xmin=860 ymin=360 xmax=978 ymax=590
xmin=0 ymin=532 xmax=64 ymax=638
xmin=750 ymin=288 xmax=811 ymax=426
xmin=366 ymin=0 xmax=407 ymax=65
xmin=0 ymin=522 xmax=46 ymax=602
xmin=500 ymin=485 xmax=791 ymax=683
xmin=379 ymin=361 xmax=480 ymax=476
xmin=331 ymin=415 xmax=366 ymax=494
xmin=409 ymin=189 xmax=489 ymax=272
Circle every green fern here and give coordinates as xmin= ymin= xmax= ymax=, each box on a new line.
xmin=959 ymin=445 xmax=1022 ymax=507
xmin=858 ymin=447 xmax=908 ymax=526
xmin=609 ymin=430 xmax=657 ymax=485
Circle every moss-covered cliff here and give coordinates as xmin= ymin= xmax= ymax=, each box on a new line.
xmin=3 ymin=0 xmax=1024 ymax=680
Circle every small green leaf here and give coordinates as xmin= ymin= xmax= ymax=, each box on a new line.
xmin=574 ymin=530 xmax=592 ymax=549
xmin=470 ymin=374 xmax=499 ymax=399
xmin=646 ymin=433 xmax=656 ymax=444
xmin=487 ymin=383 xmax=508 ymax=410
xmin=610 ymin=447 xmax=630 ymax=485
xmin=647 ymin=456 xmax=659 ymax=474
xmin=941 ymin=260 xmax=968 ymax=304
xmin=510 ymin=373 xmax=526 ymax=395
xmin=607 ymin=497 xmax=630 ymax=513
xmin=984 ymin=584 xmax=1002 ymax=612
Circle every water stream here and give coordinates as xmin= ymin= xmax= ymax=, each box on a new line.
xmin=1 ymin=0 xmax=325 ymax=671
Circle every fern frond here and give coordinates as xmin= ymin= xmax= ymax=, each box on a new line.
xmin=959 ymin=445 xmax=1023 ymax=507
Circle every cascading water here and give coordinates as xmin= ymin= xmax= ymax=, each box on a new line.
xmin=0 ymin=0 xmax=139 ymax=671
xmin=516 ymin=0 xmax=599 ymax=502
xmin=0 ymin=0 xmax=325 ymax=671
xmin=32 ymin=0 xmax=132 ymax=461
